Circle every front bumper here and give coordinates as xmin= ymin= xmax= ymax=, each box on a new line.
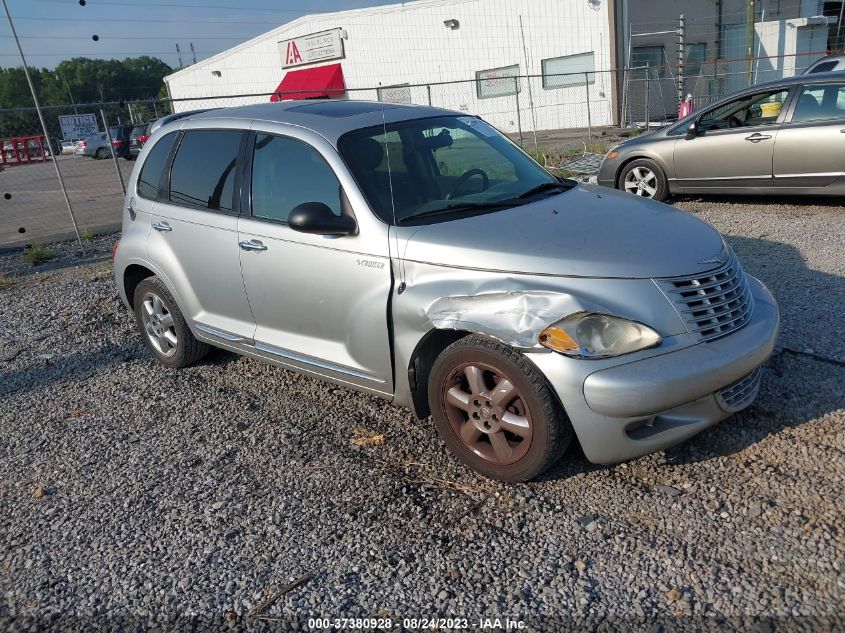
xmin=596 ymin=156 xmax=620 ymax=189
xmin=529 ymin=276 xmax=779 ymax=463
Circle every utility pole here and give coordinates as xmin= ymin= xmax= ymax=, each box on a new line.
xmin=746 ymin=0 xmax=755 ymax=82
xmin=716 ymin=0 xmax=723 ymax=61
xmin=59 ymin=73 xmax=78 ymax=114
xmin=678 ymin=14 xmax=685 ymax=106
xmin=176 ymin=43 xmax=184 ymax=69
xmin=189 ymin=42 xmax=197 ymax=65
xmin=1 ymin=0 xmax=84 ymax=252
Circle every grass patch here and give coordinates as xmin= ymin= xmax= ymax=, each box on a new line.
xmin=22 ymin=244 xmax=57 ymax=266
xmin=0 ymin=273 xmax=14 ymax=289
xmin=81 ymin=227 xmax=95 ymax=241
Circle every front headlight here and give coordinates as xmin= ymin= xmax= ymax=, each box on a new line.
xmin=539 ymin=312 xmax=661 ymax=358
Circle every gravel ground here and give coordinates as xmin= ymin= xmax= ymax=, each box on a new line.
xmin=0 ymin=197 xmax=843 ymax=631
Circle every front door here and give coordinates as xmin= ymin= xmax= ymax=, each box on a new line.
xmin=145 ymin=127 xmax=255 ymax=343
xmin=774 ymin=81 xmax=845 ymax=189
xmin=673 ymin=87 xmax=792 ymax=192
xmin=237 ymin=130 xmax=393 ymax=395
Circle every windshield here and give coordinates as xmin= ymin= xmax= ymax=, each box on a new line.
xmin=338 ymin=115 xmax=560 ymax=225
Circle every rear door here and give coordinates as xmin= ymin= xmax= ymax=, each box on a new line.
xmin=773 ymin=81 xmax=845 ymax=190
xmin=673 ymin=87 xmax=791 ymax=192
xmin=237 ymin=126 xmax=393 ymax=395
xmin=145 ymin=124 xmax=255 ymax=344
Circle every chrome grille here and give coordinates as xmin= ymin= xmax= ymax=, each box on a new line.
xmin=658 ymin=251 xmax=754 ymax=343
xmin=715 ymin=367 xmax=762 ymax=412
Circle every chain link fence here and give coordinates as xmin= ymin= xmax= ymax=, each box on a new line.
xmin=0 ymin=51 xmax=827 ymax=249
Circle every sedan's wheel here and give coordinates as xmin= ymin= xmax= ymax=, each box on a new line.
xmin=429 ymin=335 xmax=572 ymax=481
xmin=95 ymin=147 xmax=109 ymax=160
xmin=133 ymin=276 xmax=209 ymax=368
xmin=619 ymin=158 xmax=669 ymax=201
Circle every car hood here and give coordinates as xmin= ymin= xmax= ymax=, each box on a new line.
xmin=399 ymin=185 xmax=726 ymax=279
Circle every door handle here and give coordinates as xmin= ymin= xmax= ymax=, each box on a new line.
xmin=744 ymin=133 xmax=772 ymax=142
xmin=152 ymin=222 xmax=172 ymax=232
xmin=239 ymin=239 xmax=267 ymax=252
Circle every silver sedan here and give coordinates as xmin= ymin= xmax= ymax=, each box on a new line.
xmin=598 ymin=71 xmax=845 ymax=200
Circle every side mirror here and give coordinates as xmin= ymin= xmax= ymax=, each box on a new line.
xmin=289 ymin=202 xmax=357 ymax=236
xmin=685 ymin=120 xmax=699 ymax=140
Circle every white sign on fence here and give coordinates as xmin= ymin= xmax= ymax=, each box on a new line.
xmin=377 ymin=84 xmax=411 ymax=105
xmin=279 ymin=29 xmax=344 ymax=68
xmin=475 ymin=64 xmax=521 ymax=99
xmin=58 ymin=113 xmax=99 ymax=140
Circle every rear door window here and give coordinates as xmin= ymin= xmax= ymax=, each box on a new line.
xmin=137 ymin=131 xmax=177 ymax=200
xmin=791 ymin=83 xmax=845 ymax=122
xmin=169 ymin=130 xmax=243 ymax=212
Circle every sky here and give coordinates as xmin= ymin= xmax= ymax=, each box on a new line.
xmin=1 ymin=0 xmax=397 ymax=69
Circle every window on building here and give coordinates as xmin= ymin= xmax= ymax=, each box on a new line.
xmin=169 ymin=130 xmax=241 ymax=212
xmin=251 ymin=134 xmax=341 ymax=223
xmin=137 ymin=132 xmax=176 ymax=200
xmin=541 ymin=52 xmax=596 ymax=89
xmin=632 ymin=46 xmax=665 ymax=78
xmin=475 ymin=64 xmax=520 ymax=99
xmin=685 ymin=43 xmax=707 ymax=78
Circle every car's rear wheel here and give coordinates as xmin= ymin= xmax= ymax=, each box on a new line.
xmin=428 ymin=335 xmax=572 ymax=481
xmin=95 ymin=148 xmax=109 ymax=160
xmin=619 ymin=158 xmax=669 ymax=201
xmin=133 ymin=277 xmax=209 ymax=369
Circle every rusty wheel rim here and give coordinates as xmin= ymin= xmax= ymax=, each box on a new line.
xmin=441 ymin=362 xmax=533 ymax=465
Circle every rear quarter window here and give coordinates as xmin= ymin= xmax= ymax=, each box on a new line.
xmin=137 ymin=132 xmax=177 ymax=200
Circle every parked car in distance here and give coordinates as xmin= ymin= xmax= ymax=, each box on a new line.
xmin=803 ymin=54 xmax=845 ymax=74
xmin=61 ymin=140 xmax=76 ymax=155
xmin=74 ymin=132 xmax=111 ymax=159
xmin=109 ymin=124 xmax=135 ymax=160
xmin=129 ymin=121 xmax=157 ymax=159
xmin=597 ymin=71 xmax=845 ymax=200
xmin=113 ymin=101 xmax=779 ymax=481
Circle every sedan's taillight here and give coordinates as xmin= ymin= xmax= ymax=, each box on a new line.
xmin=139 ymin=135 xmax=148 ymax=144
xmin=112 ymin=140 xmax=123 ymax=147
xmin=81 ymin=141 xmax=87 ymax=148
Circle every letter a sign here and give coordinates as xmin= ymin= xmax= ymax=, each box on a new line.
xmin=286 ymin=41 xmax=302 ymax=66
xmin=279 ymin=29 xmax=344 ymax=68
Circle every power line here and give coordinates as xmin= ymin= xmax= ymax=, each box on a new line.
xmin=31 ymin=0 xmax=372 ymax=13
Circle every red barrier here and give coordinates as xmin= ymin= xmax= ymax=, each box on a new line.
xmin=0 ymin=135 xmax=52 ymax=167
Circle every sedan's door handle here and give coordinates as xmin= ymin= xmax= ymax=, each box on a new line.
xmin=744 ymin=133 xmax=772 ymax=142
xmin=152 ymin=222 xmax=172 ymax=232
xmin=239 ymin=239 xmax=267 ymax=252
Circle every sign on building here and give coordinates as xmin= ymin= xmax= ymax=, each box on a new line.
xmin=475 ymin=65 xmax=521 ymax=99
xmin=280 ymin=29 xmax=344 ymax=68
xmin=377 ymin=84 xmax=412 ymax=104
xmin=58 ymin=113 xmax=99 ymax=140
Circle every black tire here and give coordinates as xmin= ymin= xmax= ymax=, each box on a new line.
xmin=618 ymin=158 xmax=669 ymax=202
xmin=95 ymin=148 xmax=109 ymax=160
xmin=428 ymin=334 xmax=572 ymax=482
xmin=133 ymin=276 xmax=209 ymax=369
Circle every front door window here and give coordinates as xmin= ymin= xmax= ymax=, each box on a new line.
xmin=698 ymin=89 xmax=790 ymax=132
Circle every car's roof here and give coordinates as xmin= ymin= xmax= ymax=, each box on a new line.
xmin=181 ymin=100 xmax=462 ymax=144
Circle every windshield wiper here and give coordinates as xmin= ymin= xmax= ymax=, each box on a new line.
xmin=515 ymin=180 xmax=576 ymax=199
xmin=397 ymin=201 xmax=516 ymax=224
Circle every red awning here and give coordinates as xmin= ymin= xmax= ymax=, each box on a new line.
xmin=269 ymin=63 xmax=346 ymax=102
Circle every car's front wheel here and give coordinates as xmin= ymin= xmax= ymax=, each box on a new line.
xmin=133 ymin=276 xmax=209 ymax=368
xmin=95 ymin=147 xmax=109 ymax=160
xmin=428 ymin=335 xmax=572 ymax=481
xmin=619 ymin=158 xmax=669 ymax=201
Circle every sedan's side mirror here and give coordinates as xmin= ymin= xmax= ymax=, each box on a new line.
xmin=685 ymin=120 xmax=699 ymax=140
xmin=289 ymin=202 xmax=357 ymax=236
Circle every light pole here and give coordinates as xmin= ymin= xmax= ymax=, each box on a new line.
xmin=2 ymin=0 xmax=84 ymax=252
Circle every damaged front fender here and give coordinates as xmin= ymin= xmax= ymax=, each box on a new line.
xmin=425 ymin=290 xmax=599 ymax=349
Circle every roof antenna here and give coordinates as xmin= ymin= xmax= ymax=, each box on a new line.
xmin=381 ymin=105 xmax=406 ymax=294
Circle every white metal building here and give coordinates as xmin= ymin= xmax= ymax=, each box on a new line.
xmin=164 ymin=0 xmax=617 ymax=133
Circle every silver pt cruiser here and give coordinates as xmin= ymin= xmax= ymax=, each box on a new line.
xmin=113 ymin=101 xmax=779 ymax=481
